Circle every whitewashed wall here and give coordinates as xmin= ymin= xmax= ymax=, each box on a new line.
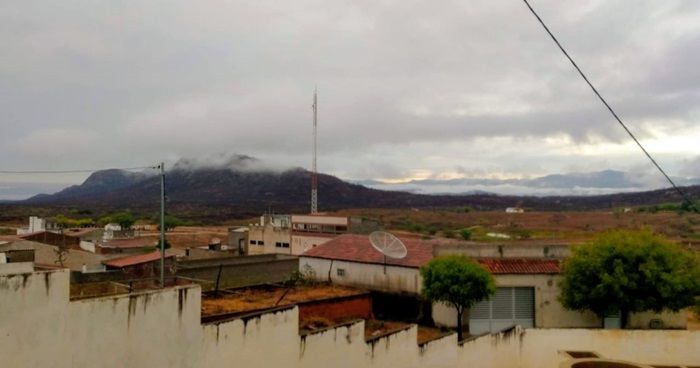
xmin=1 ymin=268 xmax=698 ymax=368
xmin=300 ymin=257 xmax=422 ymax=294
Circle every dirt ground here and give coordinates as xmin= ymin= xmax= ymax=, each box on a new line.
xmin=201 ymin=285 xmax=365 ymax=316
xmin=336 ymin=209 xmax=700 ymax=244
xmin=688 ymin=311 xmax=700 ymax=330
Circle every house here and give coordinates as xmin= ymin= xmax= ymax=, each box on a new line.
xmin=505 ymin=207 xmax=524 ymax=213
xmin=227 ymin=226 xmax=248 ymax=254
xmin=299 ymin=234 xmax=686 ymax=332
xmin=247 ymin=213 xmax=351 ymax=256
xmin=97 ymin=238 xmax=158 ymax=254
xmin=15 ymin=216 xmax=46 ymax=235
xmin=102 ymin=250 xmax=176 ymax=278
xmin=247 ymin=214 xmax=292 ymax=255
xmin=290 ymin=214 xmax=348 ymax=254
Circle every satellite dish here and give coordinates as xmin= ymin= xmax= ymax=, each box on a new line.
xmin=369 ymin=231 xmax=407 ymax=259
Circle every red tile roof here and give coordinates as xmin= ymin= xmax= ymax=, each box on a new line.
xmin=102 ymin=250 xmax=175 ymax=268
xmin=100 ymin=238 xmax=156 ymax=249
xmin=301 ymin=234 xmax=434 ymax=268
xmin=477 ymin=258 xmax=561 ymax=274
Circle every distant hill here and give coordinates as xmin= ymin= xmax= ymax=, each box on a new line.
xmin=18 ymin=164 xmax=700 ymax=220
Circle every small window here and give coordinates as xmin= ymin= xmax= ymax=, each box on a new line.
xmin=336 ymin=268 xmax=345 ymax=277
xmin=275 ymin=242 xmax=282 ymax=248
xmin=258 ymin=241 xmax=264 ymax=246
xmin=282 ymin=243 xmax=290 ymax=248
xmin=250 ymin=240 xmax=256 ymax=245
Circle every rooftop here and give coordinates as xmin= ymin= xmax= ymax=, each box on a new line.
xmin=102 ymin=250 xmax=176 ymax=268
xmin=100 ymin=238 xmax=157 ymax=249
xmin=201 ymin=284 xmax=366 ymax=316
xmin=477 ymin=258 xmax=561 ymax=274
xmin=301 ymin=234 xmax=434 ymax=268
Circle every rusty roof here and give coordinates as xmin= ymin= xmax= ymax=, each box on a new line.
xmin=301 ymin=234 xmax=434 ymax=268
xmin=102 ymin=250 xmax=175 ymax=268
xmin=477 ymin=258 xmax=561 ymax=274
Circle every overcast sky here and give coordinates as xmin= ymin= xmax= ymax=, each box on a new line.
xmin=1 ymin=0 xmax=700 ymax=198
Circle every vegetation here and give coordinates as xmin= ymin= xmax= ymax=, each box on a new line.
xmin=559 ymin=229 xmax=700 ymax=328
xmin=420 ymin=255 xmax=495 ymax=340
xmin=459 ymin=228 xmax=472 ymax=240
xmin=109 ymin=211 xmax=136 ymax=229
xmin=155 ymin=214 xmax=186 ymax=231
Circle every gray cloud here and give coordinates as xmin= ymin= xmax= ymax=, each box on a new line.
xmin=1 ymin=0 xmax=700 ymax=194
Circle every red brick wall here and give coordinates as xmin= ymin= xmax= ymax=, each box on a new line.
xmin=298 ymin=293 xmax=372 ymax=322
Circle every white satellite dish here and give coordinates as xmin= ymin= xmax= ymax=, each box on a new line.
xmin=369 ymin=231 xmax=407 ymax=259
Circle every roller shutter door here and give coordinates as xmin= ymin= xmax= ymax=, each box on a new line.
xmin=468 ymin=287 xmax=534 ymax=335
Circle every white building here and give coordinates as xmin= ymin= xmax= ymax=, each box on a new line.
xmin=16 ymin=216 xmax=46 ymax=235
xmin=299 ymin=234 xmax=686 ymax=333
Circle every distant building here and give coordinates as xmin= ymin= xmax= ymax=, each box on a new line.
xmin=247 ymin=214 xmax=292 ymax=255
xmin=291 ymin=214 xmax=348 ymax=255
xmin=16 ymin=216 xmax=46 ymax=235
xmin=102 ymin=250 xmax=176 ymax=278
xmin=227 ymin=226 xmax=248 ymax=255
xmin=506 ymin=207 xmax=525 ymax=213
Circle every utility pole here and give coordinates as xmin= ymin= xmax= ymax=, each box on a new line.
xmin=159 ymin=162 xmax=165 ymax=288
xmin=311 ymin=87 xmax=318 ymax=214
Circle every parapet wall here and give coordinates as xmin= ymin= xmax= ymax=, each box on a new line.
xmin=1 ymin=268 xmax=699 ymax=368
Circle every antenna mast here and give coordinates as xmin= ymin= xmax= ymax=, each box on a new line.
xmin=311 ymin=87 xmax=318 ymax=214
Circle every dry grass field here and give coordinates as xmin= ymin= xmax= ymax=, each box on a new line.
xmin=334 ymin=209 xmax=700 ymax=245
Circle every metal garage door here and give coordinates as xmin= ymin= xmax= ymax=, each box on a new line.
xmin=468 ymin=287 xmax=534 ymax=335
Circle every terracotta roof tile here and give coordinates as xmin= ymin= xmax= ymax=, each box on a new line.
xmin=102 ymin=250 xmax=175 ymax=268
xmin=301 ymin=234 xmax=434 ymax=268
xmin=477 ymin=258 xmax=561 ymax=274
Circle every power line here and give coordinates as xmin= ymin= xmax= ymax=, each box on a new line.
xmin=520 ymin=0 xmax=698 ymax=212
xmin=0 ymin=166 xmax=158 ymax=174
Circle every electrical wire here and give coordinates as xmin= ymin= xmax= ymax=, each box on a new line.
xmin=0 ymin=166 xmax=158 ymax=174
xmin=520 ymin=0 xmax=698 ymax=212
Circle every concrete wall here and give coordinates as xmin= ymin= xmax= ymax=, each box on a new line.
xmin=1 ymin=268 xmax=699 ymax=368
xmin=300 ymin=257 xmax=422 ymax=294
xmin=436 ymin=243 xmax=570 ymax=259
xmin=291 ymin=235 xmax=333 ymax=255
xmin=459 ymin=326 xmax=700 ymax=368
xmin=248 ymin=223 xmax=291 ymax=255
xmin=177 ymin=254 xmax=298 ymax=290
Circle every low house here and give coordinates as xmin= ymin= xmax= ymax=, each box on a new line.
xmin=102 ymin=250 xmax=176 ymax=278
xmin=300 ymin=234 xmax=686 ymax=332
xmin=97 ymin=238 xmax=157 ymax=254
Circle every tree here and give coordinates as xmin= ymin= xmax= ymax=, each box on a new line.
xmin=559 ymin=229 xmax=700 ymax=328
xmin=459 ymin=229 xmax=472 ymax=240
xmin=420 ymin=255 xmax=496 ymax=340
xmin=156 ymin=215 xmax=184 ymax=231
xmin=110 ymin=212 xmax=135 ymax=229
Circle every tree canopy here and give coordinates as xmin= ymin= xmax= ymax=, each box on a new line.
xmin=559 ymin=229 xmax=700 ymax=328
xmin=109 ymin=212 xmax=136 ymax=229
xmin=420 ymin=255 xmax=495 ymax=340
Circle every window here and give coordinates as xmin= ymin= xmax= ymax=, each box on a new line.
xmin=250 ymin=240 xmax=256 ymax=245
xmin=282 ymin=243 xmax=290 ymax=248
xmin=258 ymin=240 xmax=264 ymax=246
xmin=275 ymin=242 xmax=282 ymax=248
xmin=336 ymin=268 xmax=345 ymax=277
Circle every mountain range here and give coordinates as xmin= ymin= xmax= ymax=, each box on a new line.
xmin=11 ymin=162 xmax=700 ymax=220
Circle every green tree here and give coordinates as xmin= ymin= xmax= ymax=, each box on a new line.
xmin=110 ymin=212 xmax=135 ymax=229
xmin=156 ymin=215 xmax=184 ymax=231
xmin=459 ymin=228 xmax=472 ymax=240
xmin=420 ymin=255 xmax=495 ymax=340
xmin=559 ymin=229 xmax=700 ymax=328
